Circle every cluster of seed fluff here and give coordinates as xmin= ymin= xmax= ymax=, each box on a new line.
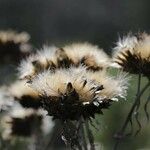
xmin=1 ymin=103 xmax=53 ymax=139
xmin=0 ymin=30 xmax=31 ymax=53
xmin=8 ymin=80 xmax=41 ymax=109
xmin=0 ymin=80 xmax=53 ymax=139
xmin=17 ymin=43 xmax=128 ymax=120
xmin=31 ymin=66 xmax=127 ymax=101
xmin=18 ymin=43 xmax=110 ymax=79
xmin=112 ymin=33 xmax=150 ymax=77
xmin=0 ymin=30 xmax=29 ymax=44
xmin=0 ymin=87 xmax=14 ymax=112
xmin=0 ymin=86 xmax=53 ymax=139
xmin=28 ymin=66 xmax=128 ymax=120
xmin=63 ymin=43 xmax=110 ymax=70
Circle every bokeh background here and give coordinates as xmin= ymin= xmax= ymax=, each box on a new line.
xmin=0 ymin=0 xmax=150 ymax=149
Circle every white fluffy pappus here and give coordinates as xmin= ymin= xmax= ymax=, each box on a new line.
xmin=18 ymin=46 xmax=58 ymax=79
xmin=80 ymin=69 xmax=129 ymax=100
xmin=29 ymin=66 xmax=100 ymax=102
xmin=136 ymin=33 xmax=150 ymax=58
xmin=63 ymin=42 xmax=110 ymax=68
xmin=113 ymin=33 xmax=150 ymax=61
xmin=9 ymin=80 xmax=39 ymax=99
xmin=34 ymin=45 xmax=58 ymax=66
xmin=1 ymin=103 xmax=53 ymax=139
xmin=29 ymin=66 xmax=129 ymax=102
xmin=0 ymin=30 xmax=30 ymax=44
xmin=18 ymin=55 xmax=36 ymax=79
xmin=113 ymin=34 xmax=138 ymax=55
xmin=0 ymin=86 xmax=14 ymax=112
xmin=0 ymin=30 xmax=32 ymax=53
xmin=112 ymin=33 xmax=150 ymax=77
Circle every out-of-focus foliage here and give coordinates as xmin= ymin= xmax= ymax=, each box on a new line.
xmin=94 ymin=69 xmax=150 ymax=150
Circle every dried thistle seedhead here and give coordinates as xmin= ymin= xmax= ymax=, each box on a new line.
xmin=63 ymin=42 xmax=110 ymax=70
xmin=113 ymin=33 xmax=150 ymax=77
xmin=18 ymin=43 xmax=110 ymax=80
xmin=0 ymin=30 xmax=32 ymax=62
xmin=28 ymin=66 xmax=128 ymax=120
xmin=9 ymin=81 xmax=41 ymax=109
xmin=18 ymin=46 xmax=58 ymax=79
xmin=1 ymin=107 xmax=43 ymax=139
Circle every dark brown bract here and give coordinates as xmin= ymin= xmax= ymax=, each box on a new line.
xmin=115 ymin=50 xmax=150 ymax=77
xmin=40 ymin=82 xmax=111 ymax=121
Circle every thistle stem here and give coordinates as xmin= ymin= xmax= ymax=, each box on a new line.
xmin=114 ymin=74 xmax=150 ymax=150
xmin=144 ymin=92 xmax=150 ymax=121
xmin=85 ymin=120 xmax=95 ymax=150
xmin=80 ymin=119 xmax=88 ymax=150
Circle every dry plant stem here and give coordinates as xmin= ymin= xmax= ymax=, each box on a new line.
xmin=134 ymin=74 xmax=142 ymax=136
xmin=0 ymin=135 xmax=7 ymax=150
xmin=75 ymin=120 xmax=83 ymax=150
xmin=114 ymin=74 xmax=150 ymax=150
xmin=80 ymin=119 xmax=88 ymax=150
xmin=85 ymin=120 xmax=95 ymax=150
xmin=45 ymin=120 xmax=64 ymax=150
xmin=63 ymin=120 xmax=82 ymax=150
xmin=144 ymin=91 xmax=150 ymax=121
xmin=34 ymin=132 xmax=44 ymax=150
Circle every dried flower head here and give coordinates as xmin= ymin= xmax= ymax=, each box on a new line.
xmin=28 ymin=66 xmax=128 ymax=120
xmin=0 ymin=30 xmax=32 ymax=62
xmin=113 ymin=33 xmax=150 ymax=77
xmin=17 ymin=42 xmax=128 ymax=149
xmin=9 ymin=80 xmax=41 ymax=109
xmin=1 ymin=105 xmax=43 ymax=139
xmin=18 ymin=46 xmax=58 ymax=79
xmin=63 ymin=42 xmax=110 ymax=71
xmin=18 ymin=43 xmax=110 ymax=79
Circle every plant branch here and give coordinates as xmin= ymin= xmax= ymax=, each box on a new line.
xmin=85 ymin=119 xmax=95 ymax=150
xmin=114 ymin=75 xmax=150 ymax=150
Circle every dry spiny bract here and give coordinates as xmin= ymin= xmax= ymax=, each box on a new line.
xmin=113 ymin=33 xmax=150 ymax=77
xmin=9 ymin=80 xmax=41 ymax=109
xmin=0 ymin=30 xmax=32 ymax=62
xmin=18 ymin=43 xmax=110 ymax=80
xmin=28 ymin=66 xmax=128 ymax=120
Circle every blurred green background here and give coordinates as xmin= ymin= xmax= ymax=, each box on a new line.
xmin=0 ymin=0 xmax=150 ymax=149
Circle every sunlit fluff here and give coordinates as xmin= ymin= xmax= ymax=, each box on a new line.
xmin=0 ymin=87 xmax=14 ymax=112
xmin=28 ymin=66 xmax=128 ymax=120
xmin=63 ymin=42 xmax=110 ymax=71
xmin=0 ymin=30 xmax=31 ymax=53
xmin=18 ymin=43 xmax=110 ymax=79
xmin=9 ymin=80 xmax=41 ymax=109
xmin=113 ymin=33 xmax=150 ymax=77
xmin=18 ymin=46 xmax=58 ymax=79
xmin=1 ymin=103 xmax=42 ymax=139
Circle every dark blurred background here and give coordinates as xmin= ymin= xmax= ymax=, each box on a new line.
xmin=1 ymin=0 xmax=150 ymax=52
xmin=0 ymin=0 xmax=150 ymax=150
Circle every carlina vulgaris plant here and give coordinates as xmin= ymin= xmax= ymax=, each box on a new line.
xmin=0 ymin=100 xmax=53 ymax=150
xmin=0 ymin=30 xmax=32 ymax=63
xmin=112 ymin=32 xmax=150 ymax=150
xmin=18 ymin=43 xmax=128 ymax=150
xmin=18 ymin=42 xmax=110 ymax=80
xmin=8 ymin=80 xmax=42 ymax=109
xmin=0 ymin=79 xmax=53 ymax=149
xmin=1 ymin=107 xmax=43 ymax=139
